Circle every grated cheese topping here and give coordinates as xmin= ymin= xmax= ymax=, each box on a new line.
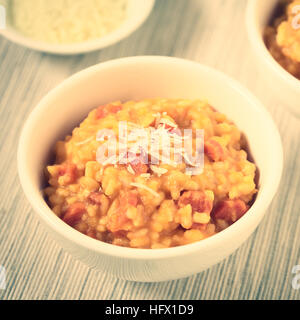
xmin=130 ymin=183 xmax=160 ymax=198
xmin=140 ymin=173 xmax=151 ymax=179
xmin=11 ymin=0 xmax=128 ymax=44
xmin=127 ymin=165 xmax=135 ymax=175
xmin=75 ymin=137 xmax=94 ymax=146
xmin=150 ymin=165 xmax=168 ymax=177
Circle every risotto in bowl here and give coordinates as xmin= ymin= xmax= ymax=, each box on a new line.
xmin=44 ymin=99 xmax=257 ymax=249
xmin=18 ymin=57 xmax=283 ymax=281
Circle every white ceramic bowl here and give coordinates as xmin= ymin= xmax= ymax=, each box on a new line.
xmin=0 ymin=0 xmax=155 ymax=55
xmin=18 ymin=56 xmax=283 ymax=282
xmin=246 ymin=0 xmax=300 ymax=117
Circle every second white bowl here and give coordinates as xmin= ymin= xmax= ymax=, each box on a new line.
xmin=0 ymin=0 xmax=155 ymax=55
xmin=246 ymin=0 xmax=300 ymax=117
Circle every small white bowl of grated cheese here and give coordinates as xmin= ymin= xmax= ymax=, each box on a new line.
xmin=0 ymin=0 xmax=155 ymax=55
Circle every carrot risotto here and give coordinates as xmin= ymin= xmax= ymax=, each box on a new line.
xmin=264 ymin=0 xmax=300 ymax=79
xmin=44 ymin=99 xmax=258 ymax=249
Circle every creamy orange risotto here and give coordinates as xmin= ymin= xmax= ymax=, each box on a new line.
xmin=264 ymin=0 xmax=300 ymax=79
xmin=44 ymin=99 xmax=257 ymax=249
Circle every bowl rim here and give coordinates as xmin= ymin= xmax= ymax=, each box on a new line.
xmin=246 ymin=0 xmax=300 ymax=92
xmin=17 ymin=56 xmax=283 ymax=260
xmin=0 ymin=0 xmax=155 ymax=55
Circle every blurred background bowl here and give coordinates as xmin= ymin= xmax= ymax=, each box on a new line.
xmin=246 ymin=0 xmax=300 ymax=118
xmin=0 ymin=0 xmax=155 ymax=55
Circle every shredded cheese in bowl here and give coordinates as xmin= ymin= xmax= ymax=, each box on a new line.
xmin=10 ymin=0 xmax=128 ymax=44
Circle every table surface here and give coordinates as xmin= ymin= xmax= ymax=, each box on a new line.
xmin=0 ymin=0 xmax=299 ymax=300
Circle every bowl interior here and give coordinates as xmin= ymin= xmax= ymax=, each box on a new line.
xmin=252 ymin=0 xmax=279 ymax=33
xmin=1 ymin=0 xmax=155 ymax=54
xmin=18 ymin=57 xmax=283 ymax=257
